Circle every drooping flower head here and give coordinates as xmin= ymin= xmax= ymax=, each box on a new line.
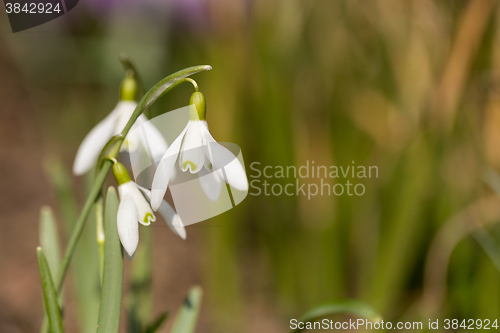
xmin=151 ymin=91 xmax=248 ymax=211
xmin=113 ymin=162 xmax=185 ymax=257
xmin=73 ymin=74 xmax=167 ymax=175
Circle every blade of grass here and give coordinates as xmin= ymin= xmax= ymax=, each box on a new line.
xmin=291 ymin=300 xmax=381 ymax=333
xmin=37 ymin=247 xmax=64 ymax=333
xmin=96 ymin=187 xmax=123 ymax=333
xmin=170 ymin=286 xmax=203 ymax=333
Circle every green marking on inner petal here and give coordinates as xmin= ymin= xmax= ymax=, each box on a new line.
xmin=183 ymin=160 xmax=197 ymax=171
xmin=143 ymin=213 xmax=154 ymax=224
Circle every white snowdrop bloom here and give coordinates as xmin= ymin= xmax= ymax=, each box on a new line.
xmin=73 ymin=76 xmax=167 ymax=175
xmin=150 ymin=92 xmax=248 ymax=211
xmin=113 ymin=162 xmax=185 ymax=257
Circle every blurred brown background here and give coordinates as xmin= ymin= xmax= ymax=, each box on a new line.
xmin=2 ymin=0 xmax=500 ymax=332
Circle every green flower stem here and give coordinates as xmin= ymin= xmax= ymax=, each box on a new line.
xmin=122 ymin=66 xmax=211 ymax=135
xmin=50 ymin=64 xmax=212 ymax=297
xmin=54 ymin=161 xmax=113 ymax=292
xmin=183 ymin=78 xmax=199 ymax=92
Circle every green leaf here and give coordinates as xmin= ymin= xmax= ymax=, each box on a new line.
xmin=128 ymin=226 xmax=153 ymax=333
xmin=95 ymin=196 xmax=105 ymax=284
xmin=39 ymin=206 xmax=62 ymax=333
xmin=42 ymin=157 xmax=100 ymax=333
xmin=143 ymin=313 xmax=168 ymax=333
xmin=97 ymin=187 xmax=124 ymax=333
xmin=170 ymin=286 xmax=203 ymax=333
xmin=291 ymin=300 xmax=381 ymax=333
xmin=39 ymin=206 xmax=61 ymax=284
xmin=37 ymin=247 xmax=64 ymax=333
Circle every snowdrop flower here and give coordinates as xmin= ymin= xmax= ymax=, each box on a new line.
xmin=113 ymin=162 xmax=185 ymax=257
xmin=73 ymin=75 xmax=168 ymax=175
xmin=151 ymin=91 xmax=248 ymax=211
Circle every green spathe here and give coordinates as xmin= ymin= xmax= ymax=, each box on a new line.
xmin=112 ymin=162 xmax=131 ymax=185
xmin=120 ymin=74 xmax=138 ymax=101
xmin=189 ymin=92 xmax=206 ymax=121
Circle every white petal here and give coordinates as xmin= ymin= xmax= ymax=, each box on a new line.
xmin=165 ymin=211 xmax=186 ymax=240
xmin=114 ymin=101 xmax=137 ymax=134
xmin=201 ymin=124 xmax=248 ymax=191
xmin=151 ymin=123 xmax=189 ymax=211
xmin=114 ymin=101 xmax=139 ymax=152
xmin=199 ymin=169 xmax=223 ymax=202
xmin=138 ymin=186 xmax=186 ymax=239
xmin=119 ymin=182 xmax=156 ymax=226
xmin=222 ymin=159 xmax=249 ymax=191
xmin=72 ymin=110 xmax=119 ymax=175
xmin=117 ymin=195 xmax=139 ymax=257
xmin=136 ymin=114 xmax=169 ymax=162
xmin=179 ymin=121 xmax=205 ymax=174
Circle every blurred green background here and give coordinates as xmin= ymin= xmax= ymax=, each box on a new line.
xmin=2 ymin=0 xmax=500 ymax=332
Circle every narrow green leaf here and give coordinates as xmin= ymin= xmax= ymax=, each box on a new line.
xmin=39 ymin=206 xmax=61 ymax=284
xmin=171 ymin=286 xmax=203 ymax=333
xmin=95 ymin=196 xmax=105 ymax=284
xmin=42 ymin=157 xmax=100 ymax=333
xmin=39 ymin=206 xmax=62 ymax=333
xmin=143 ymin=313 xmax=168 ymax=333
xmin=97 ymin=187 xmax=123 ymax=333
xmin=37 ymin=247 xmax=64 ymax=333
xmin=291 ymin=300 xmax=381 ymax=333
xmin=128 ymin=225 xmax=153 ymax=333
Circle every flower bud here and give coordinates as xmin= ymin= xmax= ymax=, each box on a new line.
xmin=112 ymin=162 xmax=131 ymax=185
xmin=189 ymin=92 xmax=206 ymax=121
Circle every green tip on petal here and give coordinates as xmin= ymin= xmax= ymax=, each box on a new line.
xmin=183 ymin=160 xmax=198 ymax=171
xmin=143 ymin=212 xmax=154 ymax=224
xmin=120 ymin=72 xmax=138 ymax=101
xmin=189 ymin=92 xmax=206 ymax=121
xmin=112 ymin=162 xmax=131 ymax=185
